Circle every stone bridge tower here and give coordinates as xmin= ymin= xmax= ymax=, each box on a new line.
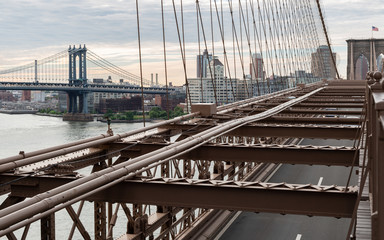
xmin=347 ymin=39 xmax=384 ymax=80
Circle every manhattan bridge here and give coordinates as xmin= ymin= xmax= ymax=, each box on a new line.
xmin=0 ymin=0 xmax=382 ymax=239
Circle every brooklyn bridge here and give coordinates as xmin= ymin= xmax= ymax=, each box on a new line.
xmin=0 ymin=0 xmax=381 ymax=239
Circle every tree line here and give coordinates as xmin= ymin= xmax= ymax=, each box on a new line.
xmin=104 ymin=106 xmax=184 ymax=120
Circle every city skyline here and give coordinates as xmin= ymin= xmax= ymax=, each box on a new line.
xmin=0 ymin=0 xmax=383 ymax=85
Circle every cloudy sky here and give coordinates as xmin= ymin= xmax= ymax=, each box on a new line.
xmin=0 ymin=0 xmax=383 ymax=85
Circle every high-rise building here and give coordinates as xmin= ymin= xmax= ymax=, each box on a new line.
xmin=311 ymin=45 xmax=337 ymax=79
xmin=187 ymin=77 xmax=238 ymax=105
xmin=191 ymin=55 xmax=239 ymax=104
xmin=207 ymin=58 xmax=224 ymax=79
xmin=250 ymin=53 xmax=264 ymax=80
xmin=196 ymin=49 xmax=213 ymax=78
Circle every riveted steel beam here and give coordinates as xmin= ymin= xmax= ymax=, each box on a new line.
xmin=119 ymin=143 xmax=359 ymax=166
xmin=263 ymin=116 xmax=361 ymax=125
xmin=3 ymin=175 xmax=357 ymax=218
xmin=256 ymin=102 xmax=363 ymax=108
xmin=236 ymin=108 xmax=363 ymax=116
xmin=88 ymin=179 xmax=357 ymax=218
xmin=164 ymin=123 xmax=360 ymax=139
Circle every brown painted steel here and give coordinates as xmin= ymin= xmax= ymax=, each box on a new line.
xmin=303 ymin=99 xmax=364 ymax=103
xmin=0 ymin=88 xmax=325 ymax=234
xmin=256 ymin=102 xmax=363 ymax=108
xmin=165 ymin=123 xmax=360 ymax=139
xmin=229 ymin=125 xmax=360 ymax=139
xmin=264 ymin=116 xmax=361 ymax=124
xmin=65 ymin=206 xmax=91 ymax=240
xmin=88 ymin=180 xmax=357 ymax=218
xmin=0 ymin=83 xmax=372 ymax=238
xmin=237 ymin=108 xmax=363 ymax=116
xmin=371 ymin=91 xmax=384 ymax=239
xmin=120 ymin=143 xmax=359 ymax=166
xmin=5 ymin=175 xmax=357 ymax=218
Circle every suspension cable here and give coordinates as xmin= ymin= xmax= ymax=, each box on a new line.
xmin=315 ymin=0 xmax=340 ymax=79
xmin=135 ymin=0 xmax=146 ymax=127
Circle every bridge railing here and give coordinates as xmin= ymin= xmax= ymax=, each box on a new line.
xmin=366 ymin=71 xmax=384 ymax=240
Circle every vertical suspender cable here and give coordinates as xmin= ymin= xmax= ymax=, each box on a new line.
xmin=161 ymin=0 xmax=170 ymax=120
xmin=197 ymin=0 xmax=218 ymax=104
xmin=135 ymin=0 xmax=146 ymax=127
xmin=239 ymin=0 xmax=260 ymax=96
xmin=249 ymin=0 xmax=268 ymax=94
xmin=228 ymin=0 xmax=250 ymax=99
xmin=172 ymin=0 xmax=192 ymax=112
xmin=210 ymin=0 xmax=217 ymax=104
xmin=221 ymin=0 xmax=229 ymax=104
xmin=213 ymin=0 xmax=237 ymax=101
xmin=196 ymin=1 xmax=204 ymax=103
xmin=180 ymin=0 xmax=189 ymax=110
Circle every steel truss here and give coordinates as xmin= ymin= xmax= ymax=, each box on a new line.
xmin=0 ymin=81 xmax=368 ymax=239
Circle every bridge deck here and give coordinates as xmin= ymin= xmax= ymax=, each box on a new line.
xmin=0 ymin=81 xmax=374 ymax=239
xmin=356 ymin=136 xmax=371 ymax=239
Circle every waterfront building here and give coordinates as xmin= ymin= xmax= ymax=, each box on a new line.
xmin=21 ymin=91 xmax=31 ymax=101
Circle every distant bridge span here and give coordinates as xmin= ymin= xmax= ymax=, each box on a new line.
xmin=0 ymin=82 xmax=174 ymax=95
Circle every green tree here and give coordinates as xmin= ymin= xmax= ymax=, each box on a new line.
xmin=132 ymin=110 xmax=139 ymax=116
xmin=149 ymin=107 xmax=168 ymax=119
xmin=104 ymin=109 xmax=114 ymax=118
xmin=170 ymin=106 xmax=184 ymax=118
xmin=125 ymin=111 xmax=134 ymax=120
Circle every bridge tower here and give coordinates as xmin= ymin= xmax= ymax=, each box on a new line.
xmin=63 ymin=45 xmax=92 ymax=121
xmin=69 ymin=45 xmax=87 ymax=86
xmin=346 ymin=39 xmax=384 ymax=80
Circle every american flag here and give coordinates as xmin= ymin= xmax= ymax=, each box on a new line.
xmin=372 ymin=26 xmax=379 ymax=31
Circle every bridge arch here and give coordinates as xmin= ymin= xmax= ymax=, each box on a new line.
xmin=355 ymin=54 xmax=369 ymax=81
xmin=377 ymin=53 xmax=384 ymax=72
xmin=347 ymin=39 xmax=384 ymax=80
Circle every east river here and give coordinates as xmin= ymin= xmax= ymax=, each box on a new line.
xmin=0 ymin=113 xmax=152 ymax=239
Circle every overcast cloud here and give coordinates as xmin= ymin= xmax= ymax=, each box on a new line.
xmin=0 ymin=0 xmax=383 ymax=83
